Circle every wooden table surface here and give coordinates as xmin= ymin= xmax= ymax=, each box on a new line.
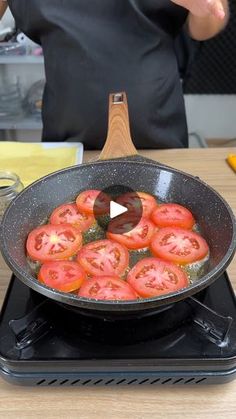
xmin=0 ymin=148 xmax=236 ymax=419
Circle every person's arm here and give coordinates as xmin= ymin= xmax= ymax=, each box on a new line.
xmin=171 ymin=0 xmax=229 ymax=41
xmin=0 ymin=1 xmax=8 ymax=19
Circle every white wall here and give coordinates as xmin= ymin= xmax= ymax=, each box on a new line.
xmin=184 ymin=95 xmax=236 ymax=139
xmin=1 ymin=7 xmax=14 ymax=27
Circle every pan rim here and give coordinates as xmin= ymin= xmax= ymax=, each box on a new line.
xmin=1 ymin=159 xmax=236 ymax=312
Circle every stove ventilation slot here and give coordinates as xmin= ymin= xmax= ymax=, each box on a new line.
xmin=36 ymin=376 xmax=207 ymax=386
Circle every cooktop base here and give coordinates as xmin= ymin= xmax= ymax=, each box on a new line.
xmin=1 ymin=273 xmax=236 ymax=386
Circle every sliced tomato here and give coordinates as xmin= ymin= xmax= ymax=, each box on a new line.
xmin=107 ymin=217 xmax=156 ymax=250
xmin=76 ymin=190 xmax=110 ymax=215
xmin=77 ymin=239 xmax=129 ymax=277
xmin=38 ymin=261 xmax=85 ymax=292
xmin=151 ymin=227 xmax=209 ymax=264
xmin=50 ymin=202 xmax=95 ymax=232
xmin=116 ymin=191 xmax=157 ymax=218
xmin=78 ymin=276 xmax=137 ymax=300
xmin=26 ymin=224 xmax=82 ymax=263
xmin=127 ymin=257 xmax=189 ymax=298
xmin=151 ymin=203 xmax=195 ymax=229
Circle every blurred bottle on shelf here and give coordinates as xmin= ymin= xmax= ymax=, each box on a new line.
xmin=23 ymin=79 xmax=45 ymax=118
xmin=0 ymin=76 xmax=24 ymax=119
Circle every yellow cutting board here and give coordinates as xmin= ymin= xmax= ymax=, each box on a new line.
xmin=0 ymin=141 xmax=83 ymax=187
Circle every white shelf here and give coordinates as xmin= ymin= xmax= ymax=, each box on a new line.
xmin=0 ymin=116 xmax=42 ymax=130
xmin=0 ymin=56 xmax=44 ymax=64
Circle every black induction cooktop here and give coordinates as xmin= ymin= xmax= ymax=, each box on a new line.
xmin=1 ymin=273 xmax=236 ymax=386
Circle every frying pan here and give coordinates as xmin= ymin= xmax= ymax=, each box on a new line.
xmin=0 ymin=92 xmax=235 ymax=318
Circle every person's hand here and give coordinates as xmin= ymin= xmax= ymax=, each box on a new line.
xmin=171 ymin=0 xmax=226 ymax=20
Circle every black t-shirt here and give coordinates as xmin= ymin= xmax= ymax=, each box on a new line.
xmin=8 ymin=0 xmax=189 ymax=149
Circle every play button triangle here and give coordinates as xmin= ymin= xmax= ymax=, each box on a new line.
xmin=110 ymin=201 xmax=128 ymax=219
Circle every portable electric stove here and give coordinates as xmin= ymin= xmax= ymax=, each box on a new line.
xmin=1 ymin=272 xmax=236 ymax=386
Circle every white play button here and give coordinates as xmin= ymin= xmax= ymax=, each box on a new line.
xmin=93 ymin=186 xmax=143 ymax=233
xmin=110 ymin=201 xmax=128 ymax=219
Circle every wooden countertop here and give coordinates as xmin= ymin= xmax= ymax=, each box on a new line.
xmin=0 ymin=148 xmax=236 ymax=419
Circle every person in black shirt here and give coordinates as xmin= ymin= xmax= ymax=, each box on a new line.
xmin=0 ymin=1 xmax=229 ymax=149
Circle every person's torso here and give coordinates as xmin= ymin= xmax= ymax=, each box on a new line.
xmin=8 ymin=0 xmax=188 ymax=148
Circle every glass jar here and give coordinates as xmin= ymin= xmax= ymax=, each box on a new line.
xmin=0 ymin=171 xmax=24 ymax=221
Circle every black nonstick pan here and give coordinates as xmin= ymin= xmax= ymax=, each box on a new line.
xmin=0 ymin=93 xmax=235 ymax=317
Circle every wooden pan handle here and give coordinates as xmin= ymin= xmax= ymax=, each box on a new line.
xmin=99 ymin=92 xmax=138 ymax=160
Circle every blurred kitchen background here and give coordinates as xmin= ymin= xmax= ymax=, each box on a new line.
xmin=0 ymin=1 xmax=236 ymax=148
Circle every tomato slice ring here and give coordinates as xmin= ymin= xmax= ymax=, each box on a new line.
xmin=151 ymin=227 xmax=209 ymax=264
xmin=107 ymin=217 xmax=156 ymax=250
xmin=78 ymin=276 xmax=137 ymax=300
xmin=38 ymin=261 xmax=85 ymax=292
xmin=26 ymin=224 xmax=82 ymax=263
xmin=50 ymin=202 xmax=95 ymax=232
xmin=127 ymin=257 xmax=189 ymax=298
xmin=151 ymin=203 xmax=195 ymax=229
xmin=116 ymin=191 xmax=157 ymax=218
xmin=76 ymin=190 xmax=110 ymax=215
xmin=77 ymin=239 xmax=129 ymax=277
